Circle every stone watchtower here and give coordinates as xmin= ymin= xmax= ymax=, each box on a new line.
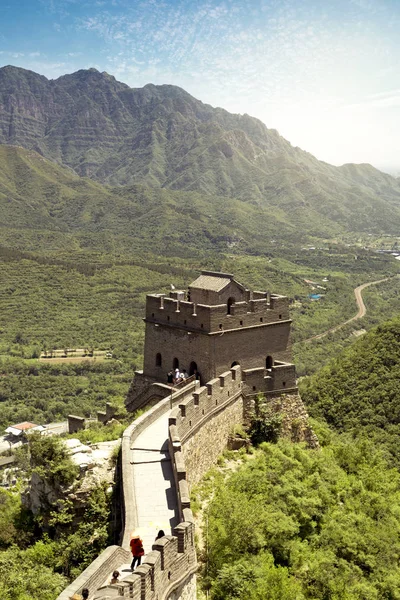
xmin=126 ymin=271 xmax=297 ymax=412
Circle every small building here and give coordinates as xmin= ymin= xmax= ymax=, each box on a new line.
xmin=5 ymin=422 xmax=45 ymax=439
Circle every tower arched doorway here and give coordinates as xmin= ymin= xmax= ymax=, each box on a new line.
xmin=189 ymin=361 xmax=197 ymax=376
xmin=231 ymin=361 xmax=240 ymax=368
xmin=155 ymin=353 xmax=162 ymax=367
xmin=173 ymin=357 xmax=179 ymax=370
xmin=266 ymin=355 xmax=273 ymax=369
xmin=227 ymin=297 xmax=235 ymax=315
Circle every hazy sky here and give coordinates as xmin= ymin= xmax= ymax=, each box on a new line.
xmin=1 ymin=0 xmax=399 ymax=173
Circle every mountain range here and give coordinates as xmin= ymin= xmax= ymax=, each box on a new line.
xmin=1 ymin=65 xmax=400 ymax=245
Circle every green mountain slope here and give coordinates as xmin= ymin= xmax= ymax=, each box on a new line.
xmin=1 ymin=66 xmax=400 ymax=236
xmin=300 ymin=316 xmax=400 ymax=464
xmin=0 ymin=144 xmax=363 ymax=256
xmin=1 ymin=142 xmax=400 ymax=258
xmin=0 ymin=145 xmax=303 ymax=255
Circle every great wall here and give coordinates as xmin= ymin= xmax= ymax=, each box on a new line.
xmin=57 ymin=272 xmax=317 ymax=600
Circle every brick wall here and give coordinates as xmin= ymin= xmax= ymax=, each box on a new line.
xmin=57 ymin=546 xmax=130 ymax=600
xmin=169 ymin=365 xmax=243 ymax=490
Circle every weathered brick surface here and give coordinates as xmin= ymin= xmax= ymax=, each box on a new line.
xmin=166 ymin=573 xmax=196 ymax=600
xmin=169 ymin=366 xmax=243 ymax=489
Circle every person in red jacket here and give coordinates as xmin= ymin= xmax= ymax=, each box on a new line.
xmin=130 ymin=535 xmax=145 ymax=570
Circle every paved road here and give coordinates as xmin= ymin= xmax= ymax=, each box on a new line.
xmin=303 ymin=276 xmax=392 ymax=343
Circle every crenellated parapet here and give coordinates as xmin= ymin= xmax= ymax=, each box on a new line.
xmin=169 ymin=366 xmax=244 ymax=488
xmin=145 ymin=292 xmax=290 ymax=334
xmin=93 ymin=524 xmax=196 ymax=600
xmin=242 ymin=361 xmax=297 ymax=396
xmin=58 ymin=386 xmax=198 ymax=600
xmin=59 ymin=362 xmax=306 ymax=600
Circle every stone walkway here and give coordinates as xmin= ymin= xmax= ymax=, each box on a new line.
xmin=131 ymin=411 xmax=179 ymax=553
xmin=110 ymin=409 xmax=180 ymax=584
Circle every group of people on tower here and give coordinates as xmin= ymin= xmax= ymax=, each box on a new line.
xmin=167 ymin=368 xmax=189 ymax=385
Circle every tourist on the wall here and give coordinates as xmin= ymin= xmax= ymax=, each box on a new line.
xmin=174 ymin=368 xmax=181 ymax=384
xmin=130 ymin=534 xmax=145 ymax=570
xmin=110 ymin=570 xmax=120 ymax=584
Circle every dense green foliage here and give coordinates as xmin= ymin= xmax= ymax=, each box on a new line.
xmin=300 ymin=316 xmax=400 ymax=465
xmin=0 ymin=435 xmax=114 ymax=599
xmin=248 ymin=402 xmax=282 ymax=445
xmin=202 ymin=434 xmax=400 ymax=599
xmin=0 ymin=358 xmax=132 ymax=430
xmin=29 ymin=431 xmax=79 ymax=489
xmin=0 ymin=544 xmax=67 ymax=600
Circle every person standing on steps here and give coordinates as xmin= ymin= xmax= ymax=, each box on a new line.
xmin=130 ymin=534 xmax=145 ymax=571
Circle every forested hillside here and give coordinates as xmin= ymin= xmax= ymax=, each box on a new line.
xmin=197 ymin=314 xmax=400 ymax=599
xmin=200 ymin=434 xmax=400 ymax=599
xmin=300 ymin=317 xmax=400 ymax=465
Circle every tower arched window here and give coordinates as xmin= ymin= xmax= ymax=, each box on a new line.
xmin=156 ymin=353 xmax=162 ymax=367
xmin=173 ymin=357 xmax=179 ymax=370
xmin=266 ymin=355 xmax=273 ymax=369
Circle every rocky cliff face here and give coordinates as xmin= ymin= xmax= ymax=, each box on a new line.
xmin=0 ymin=66 xmax=296 ymax=190
xmin=25 ymin=438 xmax=119 ymax=522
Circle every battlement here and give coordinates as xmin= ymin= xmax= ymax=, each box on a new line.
xmin=169 ymin=366 xmax=242 ymax=446
xmin=94 ymin=525 xmax=196 ymax=600
xmin=242 ymin=361 xmax=297 ymax=396
xmin=145 ymin=291 xmax=289 ymax=333
xmin=61 ymin=361 xmax=299 ymax=600
xmin=169 ymin=366 xmax=243 ymax=488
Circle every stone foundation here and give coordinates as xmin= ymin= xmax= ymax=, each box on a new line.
xmin=167 ymin=573 xmax=196 ymax=600
xmin=245 ymin=392 xmax=319 ymax=448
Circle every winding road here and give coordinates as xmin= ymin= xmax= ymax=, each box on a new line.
xmin=302 ymin=276 xmax=393 ymax=343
